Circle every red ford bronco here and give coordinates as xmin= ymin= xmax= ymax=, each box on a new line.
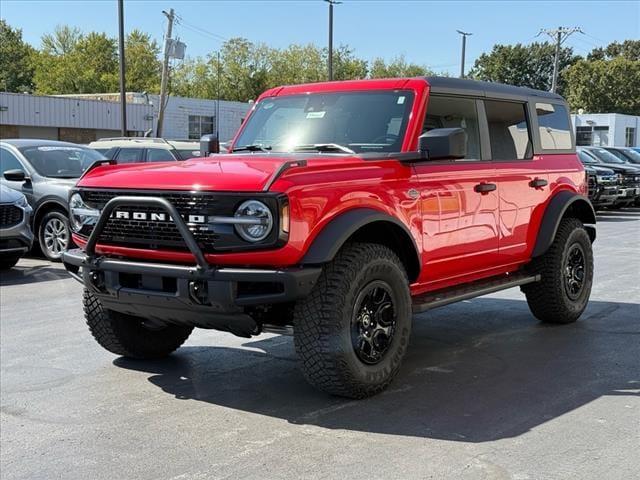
xmin=63 ymin=77 xmax=595 ymax=398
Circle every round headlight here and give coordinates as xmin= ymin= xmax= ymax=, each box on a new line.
xmin=69 ymin=193 xmax=100 ymax=232
xmin=234 ymin=200 xmax=273 ymax=242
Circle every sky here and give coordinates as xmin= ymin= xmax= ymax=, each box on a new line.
xmin=1 ymin=0 xmax=638 ymax=74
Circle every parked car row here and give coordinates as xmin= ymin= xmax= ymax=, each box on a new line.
xmin=577 ymin=146 xmax=640 ymax=209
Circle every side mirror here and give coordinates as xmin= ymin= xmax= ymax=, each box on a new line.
xmin=200 ymin=134 xmax=220 ymax=157
xmin=418 ymin=128 xmax=466 ymax=161
xmin=3 ymin=169 xmax=27 ymax=182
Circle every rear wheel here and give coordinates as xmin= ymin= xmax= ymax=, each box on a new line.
xmin=83 ymin=290 xmax=193 ymax=359
xmin=293 ymin=243 xmax=412 ymax=398
xmin=523 ymin=218 xmax=593 ymax=324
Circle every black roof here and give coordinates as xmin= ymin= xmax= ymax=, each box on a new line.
xmin=424 ymin=76 xmax=565 ymax=102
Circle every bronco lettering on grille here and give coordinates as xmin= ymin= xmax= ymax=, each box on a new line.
xmin=112 ymin=211 xmax=207 ymax=224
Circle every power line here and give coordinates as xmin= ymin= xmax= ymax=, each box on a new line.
xmin=174 ymin=15 xmax=227 ymax=42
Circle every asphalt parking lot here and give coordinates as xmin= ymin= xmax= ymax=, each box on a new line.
xmin=1 ymin=210 xmax=639 ymax=480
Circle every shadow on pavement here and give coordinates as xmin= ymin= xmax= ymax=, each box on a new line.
xmin=114 ymin=297 xmax=640 ymax=442
xmin=0 ymin=262 xmax=70 ymax=286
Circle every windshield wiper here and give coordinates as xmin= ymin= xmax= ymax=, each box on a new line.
xmin=293 ymin=143 xmax=355 ymax=154
xmin=231 ymin=144 xmax=272 ymax=153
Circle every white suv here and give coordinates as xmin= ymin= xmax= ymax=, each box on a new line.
xmin=88 ymin=138 xmax=202 ymax=163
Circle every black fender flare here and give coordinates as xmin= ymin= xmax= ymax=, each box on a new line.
xmin=301 ymin=208 xmax=421 ymax=280
xmin=532 ymin=191 xmax=596 ymax=258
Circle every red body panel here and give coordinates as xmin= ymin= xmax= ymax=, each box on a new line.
xmin=75 ymin=77 xmax=587 ymax=295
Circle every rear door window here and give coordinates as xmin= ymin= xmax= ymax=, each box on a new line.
xmin=484 ymin=101 xmax=532 ymax=160
xmin=146 ymin=148 xmax=177 ymax=162
xmin=536 ymin=103 xmax=572 ymax=150
xmin=115 ymin=148 xmax=144 ymax=163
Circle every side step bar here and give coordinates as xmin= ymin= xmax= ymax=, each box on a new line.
xmin=412 ymin=272 xmax=541 ymax=313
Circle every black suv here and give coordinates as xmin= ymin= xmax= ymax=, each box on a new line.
xmin=577 ymin=147 xmax=640 ymax=208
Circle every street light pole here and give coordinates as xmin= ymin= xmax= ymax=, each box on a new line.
xmin=325 ymin=0 xmax=341 ymax=81
xmin=117 ymin=0 xmax=127 ymax=136
xmin=456 ymin=30 xmax=472 ymax=79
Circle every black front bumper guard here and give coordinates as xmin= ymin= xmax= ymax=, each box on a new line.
xmin=62 ymin=196 xmax=321 ymax=337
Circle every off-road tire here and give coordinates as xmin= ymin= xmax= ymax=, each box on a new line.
xmin=0 ymin=255 xmax=21 ymax=270
xmin=523 ymin=218 xmax=593 ymax=324
xmin=83 ymin=289 xmax=193 ymax=358
xmin=293 ymin=242 xmax=412 ymax=398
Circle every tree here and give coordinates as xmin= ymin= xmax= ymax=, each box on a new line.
xmin=34 ymin=30 xmax=119 ymax=94
xmin=0 ymin=20 xmax=35 ymax=92
xmin=268 ymin=43 xmax=325 ymax=86
xmin=369 ymin=55 xmax=433 ymax=78
xmin=588 ymin=40 xmax=640 ymax=62
xmin=41 ymin=25 xmax=81 ymax=56
xmin=565 ymin=57 xmax=640 ymax=115
xmin=331 ymin=45 xmax=368 ymax=81
xmin=170 ymin=57 xmax=216 ymax=99
xmin=469 ymin=42 xmax=578 ymax=95
xmin=125 ymin=30 xmax=161 ymax=93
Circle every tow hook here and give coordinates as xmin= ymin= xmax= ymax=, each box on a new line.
xmin=189 ymin=280 xmax=209 ymax=305
xmin=89 ymin=270 xmax=105 ymax=290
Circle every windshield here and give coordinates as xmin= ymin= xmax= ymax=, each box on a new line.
xmin=619 ymin=148 xmax=640 ymax=164
xmin=19 ymin=145 xmax=106 ymax=178
xmin=577 ymin=150 xmax=598 ymax=164
xmin=233 ymin=90 xmax=415 ymax=154
xmin=587 ymin=147 xmax=626 ymax=164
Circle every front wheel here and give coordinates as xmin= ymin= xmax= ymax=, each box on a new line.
xmin=293 ymin=243 xmax=412 ymax=398
xmin=83 ymin=290 xmax=193 ymax=359
xmin=38 ymin=211 xmax=72 ymax=262
xmin=523 ymin=218 xmax=593 ymax=324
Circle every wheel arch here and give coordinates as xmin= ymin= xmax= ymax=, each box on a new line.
xmin=301 ymin=208 xmax=421 ymax=282
xmin=532 ymin=191 xmax=596 ymax=258
xmin=34 ymin=198 xmax=68 ymax=233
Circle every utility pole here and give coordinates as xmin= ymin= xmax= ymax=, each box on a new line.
xmin=325 ymin=0 xmax=341 ymax=81
xmin=157 ymin=8 xmax=175 ymax=138
xmin=539 ymin=26 xmax=582 ymax=93
xmin=117 ymin=0 xmax=127 ymax=136
xmin=456 ymin=30 xmax=472 ymax=78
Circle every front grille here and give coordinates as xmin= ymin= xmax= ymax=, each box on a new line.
xmin=599 ymin=175 xmax=618 ymax=185
xmin=98 ymin=205 xmax=220 ymax=250
xmin=621 ymin=174 xmax=640 ymax=186
xmin=77 ymin=189 xmax=282 ymax=252
xmin=0 ymin=204 xmax=23 ymax=228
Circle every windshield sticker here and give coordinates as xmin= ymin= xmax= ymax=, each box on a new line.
xmin=306 ymin=111 xmax=326 ymax=119
xmin=263 ymin=102 xmax=274 ymax=110
xmin=397 ymin=96 xmax=406 ymax=105
xmin=37 ymin=146 xmax=82 ymax=152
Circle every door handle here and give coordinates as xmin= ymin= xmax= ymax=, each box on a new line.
xmin=474 ymin=182 xmax=497 ymax=194
xmin=529 ymin=178 xmax=548 ymax=189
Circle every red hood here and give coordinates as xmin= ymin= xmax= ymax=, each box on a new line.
xmin=77 ymin=154 xmax=341 ymax=192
